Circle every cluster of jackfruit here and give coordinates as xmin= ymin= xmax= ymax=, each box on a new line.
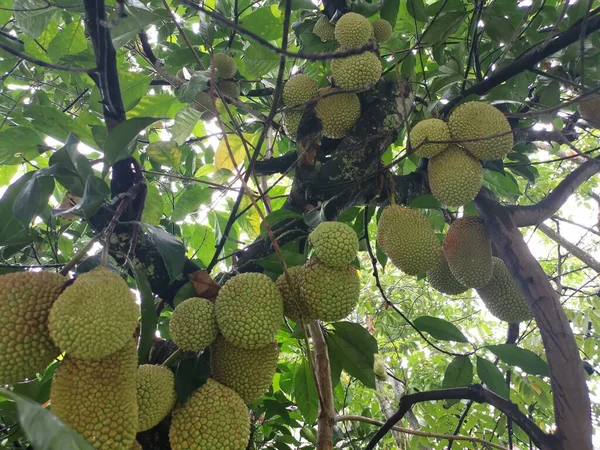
xmin=192 ymin=52 xmax=240 ymax=120
xmin=409 ymin=102 xmax=514 ymax=207
xmin=276 ymin=221 xmax=361 ymax=322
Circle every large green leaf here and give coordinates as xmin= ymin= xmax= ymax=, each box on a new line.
xmin=421 ymin=12 xmax=468 ymax=46
xmin=413 ymin=316 xmax=469 ymax=342
xmin=132 ymin=264 xmax=157 ymax=365
xmin=144 ymin=224 xmax=185 ymax=282
xmin=48 ymin=134 xmax=94 ymax=196
xmin=381 ymin=0 xmax=400 ymax=27
xmin=486 ymin=345 xmax=550 ymax=377
xmin=476 ymin=356 xmax=509 ymax=399
xmin=172 ymin=185 xmax=212 ymax=221
xmin=0 ymin=127 xmax=45 ymax=165
xmin=13 ymin=0 xmax=55 ymax=38
xmin=174 ymin=352 xmax=210 ymax=403
xmin=47 ymin=21 xmax=86 ymax=63
xmin=103 ymin=117 xmax=164 ymax=170
xmin=442 ymin=356 xmax=473 ymax=388
xmin=292 ymin=361 xmax=318 ymax=424
xmin=239 ymin=7 xmax=283 ymax=40
xmin=13 ymin=171 xmax=55 ymax=227
xmin=111 ymin=5 xmax=164 ymax=48
xmin=244 ymin=43 xmax=279 ymax=77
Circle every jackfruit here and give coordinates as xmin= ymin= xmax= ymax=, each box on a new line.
xmin=192 ymin=91 xmax=215 ymax=120
xmin=334 ymin=12 xmax=373 ymax=48
xmin=428 ymin=145 xmax=483 ymax=206
xmin=169 ymin=379 xmax=249 ymax=450
xmin=212 ymin=53 xmax=237 ymax=79
xmin=476 ymin=257 xmax=533 ymax=323
xmin=298 ymin=259 xmax=360 ymax=321
xmin=578 ymin=93 xmax=600 ymax=127
xmin=426 ymin=251 xmax=468 ymax=295
xmin=448 ymin=101 xmax=513 ymax=161
xmin=372 ymin=19 xmax=393 ymax=43
xmin=377 ymin=205 xmax=441 ymax=275
xmin=136 ymin=364 xmax=176 ymax=431
xmin=210 ymin=335 xmax=279 ymax=404
xmin=0 ymin=271 xmax=64 ymax=384
xmin=218 ymin=80 xmax=240 ymax=99
xmin=49 ymin=266 xmax=139 ymax=360
xmin=309 ymin=221 xmax=359 ymax=268
xmin=330 ymin=51 xmax=382 ymax=90
xmin=215 ymin=273 xmax=283 ymax=350
xmin=315 ymin=88 xmax=361 ymax=138
xmin=51 ymin=340 xmax=138 ymax=450
xmin=170 ymin=297 xmax=218 ymax=351
xmin=409 ymin=118 xmax=450 ymax=158
xmin=130 ymin=441 xmax=142 ymax=450
xmin=283 ymin=74 xmax=318 ymax=106
xmin=313 ymin=15 xmax=336 ymax=41
xmin=276 ymin=266 xmax=315 ymax=322
xmin=443 ymin=217 xmax=493 ymax=288
xmin=283 ymin=110 xmax=303 ymax=140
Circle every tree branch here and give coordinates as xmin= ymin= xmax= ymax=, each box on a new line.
xmin=537 ymin=223 xmax=600 ymax=273
xmin=364 ymin=384 xmax=554 ymax=450
xmin=508 ymin=157 xmax=600 ymax=227
xmin=0 ymin=41 xmax=96 ymax=73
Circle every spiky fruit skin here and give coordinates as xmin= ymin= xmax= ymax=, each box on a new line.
xmin=309 ymin=221 xmax=359 ymax=268
xmin=315 ymin=88 xmax=361 ymax=138
xmin=377 ymin=205 xmax=441 ymax=275
xmin=578 ymin=94 xmax=600 ymax=127
xmin=136 ymin=365 xmax=176 ymax=431
xmin=283 ymin=74 xmax=318 ymax=106
xmin=0 ymin=271 xmax=64 ymax=384
xmin=331 ymin=51 xmax=382 ymax=90
xmin=299 ymin=259 xmax=360 ymax=321
xmin=427 ymin=251 xmax=468 ymax=295
xmin=212 ymin=53 xmax=237 ymax=79
xmin=193 ymin=91 xmax=213 ymax=114
xmin=313 ymin=15 xmax=336 ymax=41
xmin=276 ymin=266 xmax=315 ymax=322
xmin=428 ymin=145 xmax=483 ymax=207
xmin=215 ymin=273 xmax=283 ymax=350
xmin=409 ymin=118 xmax=450 ymax=158
xmin=476 ymin=257 xmax=533 ymax=323
xmin=51 ymin=341 xmax=138 ymax=450
xmin=170 ymin=297 xmax=218 ymax=351
xmin=334 ymin=12 xmax=372 ymax=48
xmin=49 ymin=267 xmax=139 ymax=360
xmin=130 ymin=441 xmax=142 ymax=450
xmin=170 ymin=379 xmax=249 ymax=450
xmin=443 ymin=217 xmax=493 ymax=288
xmin=218 ymin=80 xmax=240 ymax=99
xmin=448 ymin=101 xmax=513 ymax=161
xmin=283 ymin=110 xmax=302 ymax=140
xmin=210 ymin=336 xmax=279 ymax=404
xmin=372 ymin=19 xmax=393 ymax=43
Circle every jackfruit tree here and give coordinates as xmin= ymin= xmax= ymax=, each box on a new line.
xmin=0 ymin=0 xmax=599 ymax=449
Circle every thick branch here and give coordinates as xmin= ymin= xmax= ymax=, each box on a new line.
xmin=475 ymin=192 xmax=592 ymax=450
xmin=538 ymin=223 xmax=600 ymax=273
xmin=364 ymin=384 xmax=554 ymax=450
xmin=508 ymin=157 xmax=600 ymax=227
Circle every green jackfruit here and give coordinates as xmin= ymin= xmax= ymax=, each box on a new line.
xmin=299 ymin=259 xmax=360 ymax=321
xmin=0 ymin=271 xmax=64 ymax=384
xmin=409 ymin=118 xmax=450 ymax=158
xmin=428 ymin=145 xmax=483 ymax=207
xmin=334 ymin=12 xmax=372 ymax=48
xmin=51 ymin=340 xmax=138 ymax=449
xmin=283 ymin=74 xmax=318 ymax=106
xmin=330 ymin=51 xmax=382 ymax=90
xmin=130 ymin=441 xmax=142 ymax=450
xmin=426 ymin=251 xmax=468 ymax=295
xmin=192 ymin=91 xmax=215 ymax=120
xmin=170 ymin=297 xmax=218 ymax=351
xmin=218 ymin=80 xmax=240 ymax=99
xmin=372 ymin=19 xmax=393 ymax=43
xmin=313 ymin=15 xmax=336 ymax=41
xmin=448 ymin=101 xmax=513 ymax=161
xmin=136 ymin=365 xmax=176 ymax=431
xmin=49 ymin=266 xmax=139 ymax=360
xmin=276 ymin=266 xmax=316 ymax=322
xmin=315 ymin=88 xmax=361 ymax=138
xmin=211 ymin=335 xmax=279 ymax=404
xmin=377 ymin=205 xmax=441 ymax=275
xmin=578 ymin=93 xmax=600 ymax=127
xmin=283 ymin=110 xmax=303 ymax=140
xmin=443 ymin=217 xmax=493 ymax=288
xmin=476 ymin=257 xmax=533 ymax=323
xmin=215 ymin=273 xmax=283 ymax=350
xmin=170 ymin=379 xmax=249 ymax=450
xmin=309 ymin=221 xmax=359 ymax=268
xmin=212 ymin=53 xmax=237 ymax=79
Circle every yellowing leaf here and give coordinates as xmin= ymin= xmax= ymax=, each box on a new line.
xmin=214 ymin=134 xmax=257 ymax=171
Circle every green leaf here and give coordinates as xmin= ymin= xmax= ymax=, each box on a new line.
xmin=144 ymin=224 xmax=185 ymax=282
xmin=172 ymin=185 xmax=212 ymax=221
xmin=174 ymin=352 xmax=210 ymax=403
xmin=146 ymin=141 xmax=184 ymax=168
xmin=476 ymin=356 xmax=509 ymax=399
xmin=413 ymin=316 xmax=469 ymax=342
xmin=0 ymin=172 xmax=36 ymax=245
xmin=408 ymin=194 xmax=441 ymax=209
xmin=111 ymin=5 xmax=163 ymax=48
xmin=13 ymin=172 xmax=54 ymax=227
xmin=48 ymin=135 xmax=93 ymax=196
xmin=132 ymin=264 xmax=157 ymax=365
xmin=483 ymin=169 xmax=521 ymax=201
xmin=293 ymin=361 xmax=318 ymax=424
xmin=486 ymin=345 xmax=550 ymax=377
xmin=0 ymin=388 xmax=95 ymax=450
xmin=245 ymin=43 xmax=279 ymax=77
xmin=0 ymin=127 xmax=45 ymax=165
xmin=406 ymin=0 xmax=427 ymax=22
xmin=351 ymin=0 xmax=382 ymax=17
xmin=325 ymin=322 xmax=378 ymax=389
xmin=176 ymin=70 xmax=212 ymax=103
xmin=52 ymin=175 xmax=110 ymax=219
xmin=172 ymin=107 xmax=202 ymax=145
xmin=141 ymin=182 xmax=163 ymax=225
xmin=103 ymin=117 xmax=163 ymax=169
xmin=47 ymin=21 xmax=86 ymax=63
xmin=118 ymin=71 xmax=151 ymax=112
xmin=240 ymin=7 xmax=283 ymax=40
xmin=381 ymin=0 xmax=400 ymax=27
xmin=442 ymin=356 xmax=473 ymax=388
xmin=128 ymin=94 xmax=185 ymax=119
xmin=13 ymin=0 xmax=55 ymax=38
xmin=260 ymin=209 xmax=302 ymax=238
xmin=421 ymin=12 xmax=468 ymax=46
